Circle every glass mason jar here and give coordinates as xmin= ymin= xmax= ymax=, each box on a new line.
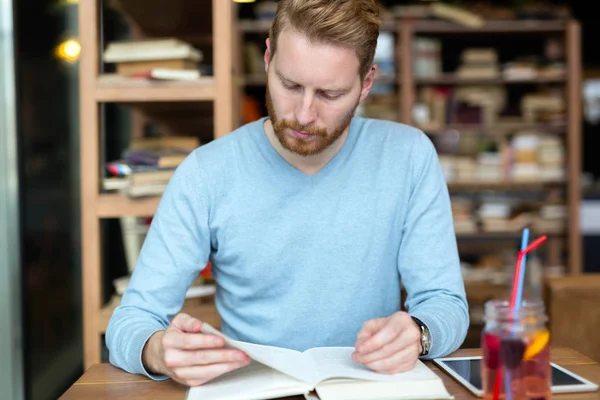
xmin=481 ymin=299 xmax=551 ymax=400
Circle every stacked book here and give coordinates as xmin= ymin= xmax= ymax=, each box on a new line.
xmin=451 ymin=197 xmax=477 ymax=233
xmin=478 ymin=199 xmax=513 ymax=232
xmin=104 ymin=136 xmax=200 ymax=198
xmin=103 ymin=37 xmax=203 ymax=81
xmin=456 ymin=48 xmax=500 ymax=80
xmin=521 ymin=92 xmax=565 ymax=123
xmin=510 ymin=132 xmax=564 ymax=182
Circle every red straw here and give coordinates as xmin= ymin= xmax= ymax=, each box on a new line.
xmin=510 ymin=235 xmax=547 ymax=307
xmin=492 ymin=235 xmax=547 ymax=400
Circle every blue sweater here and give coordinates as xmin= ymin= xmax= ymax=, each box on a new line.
xmin=106 ymin=116 xmax=469 ymax=379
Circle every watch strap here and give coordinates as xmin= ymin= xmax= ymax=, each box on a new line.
xmin=411 ymin=316 xmax=431 ymax=356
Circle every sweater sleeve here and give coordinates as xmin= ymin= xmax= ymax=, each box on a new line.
xmin=397 ymin=132 xmax=469 ymax=359
xmin=105 ymin=151 xmax=212 ymax=379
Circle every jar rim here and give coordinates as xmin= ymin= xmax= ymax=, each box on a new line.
xmin=484 ymin=298 xmax=544 ymax=309
xmin=483 ymin=298 xmax=547 ymax=321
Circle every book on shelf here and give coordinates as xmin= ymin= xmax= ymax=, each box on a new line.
xmin=392 ymin=2 xmax=484 ymax=28
xmin=103 ymin=37 xmax=204 ymax=80
xmin=123 ymin=147 xmax=189 ymax=168
xmin=103 ymin=37 xmax=203 ymax=63
xmin=116 ymin=58 xmax=198 ymax=75
xmin=129 ymin=68 xmax=202 ymax=81
xmin=106 ymin=160 xmax=177 ymax=176
xmin=429 ymin=2 xmax=484 ymax=28
xmin=130 ymin=136 xmax=200 ymax=151
xmin=103 ymin=136 xmax=199 ymax=196
xmin=456 ymin=48 xmax=500 ymax=80
xmin=185 ymin=324 xmax=453 ymax=400
xmin=123 ymin=182 xmax=169 ymax=198
xmin=103 ymin=176 xmax=128 ymax=191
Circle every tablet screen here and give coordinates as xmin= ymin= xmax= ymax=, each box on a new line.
xmin=440 ymin=358 xmax=587 ymax=390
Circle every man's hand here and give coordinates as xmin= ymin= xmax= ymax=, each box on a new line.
xmin=142 ymin=313 xmax=251 ymax=387
xmin=351 ymin=311 xmax=422 ymax=374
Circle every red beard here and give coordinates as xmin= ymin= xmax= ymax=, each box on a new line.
xmin=265 ymin=80 xmax=359 ymax=157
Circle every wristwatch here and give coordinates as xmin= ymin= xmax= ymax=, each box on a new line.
xmin=411 ymin=316 xmax=431 ymax=357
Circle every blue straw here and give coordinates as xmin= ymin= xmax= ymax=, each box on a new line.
xmin=515 ymin=227 xmax=530 ymax=310
xmin=504 ymin=227 xmax=530 ymax=400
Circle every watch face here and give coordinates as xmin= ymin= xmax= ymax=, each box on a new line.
xmin=423 ymin=331 xmax=431 ymax=352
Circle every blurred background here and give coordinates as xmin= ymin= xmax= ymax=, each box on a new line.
xmin=1 ymin=0 xmax=600 ymax=399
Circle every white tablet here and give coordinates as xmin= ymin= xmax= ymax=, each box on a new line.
xmin=433 ymin=355 xmax=599 ymax=397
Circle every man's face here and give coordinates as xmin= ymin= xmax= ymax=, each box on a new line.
xmin=264 ymin=28 xmax=371 ymax=157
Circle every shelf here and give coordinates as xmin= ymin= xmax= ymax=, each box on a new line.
xmin=239 ymin=18 xmax=565 ymax=35
xmin=422 ymin=121 xmax=566 ymax=136
xmin=413 ymin=19 xmax=567 ymax=34
xmin=98 ymin=296 xmax=221 ymax=333
xmin=456 ymin=231 xmax=564 ymax=240
xmin=242 ymin=74 xmax=397 ymax=86
xmin=97 ymin=193 xmax=161 ymax=218
xmin=238 ymin=19 xmax=397 ymax=33
xmin=95 ymin=74 xmax=216 ymax=102
xmin=447 ymin=181 xmax=564 ymax=192
xmin=415 ymin=73 xmax=565 ymax=86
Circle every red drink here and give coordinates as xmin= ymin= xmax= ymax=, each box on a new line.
xmin=482 ymin=300 xmax=551 ymax=400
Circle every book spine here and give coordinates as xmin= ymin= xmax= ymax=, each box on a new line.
xmin=124 ymin=151 xmax=160 ymax=166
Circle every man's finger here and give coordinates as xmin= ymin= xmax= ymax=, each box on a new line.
xmin=161 ymin=331 xmax=225 ymax=350
xmin=356 ymin=318 xmax=386 ymax=342
xmin=164 ymin=348 xmax=249 ymax=368
xmin=356 ymin=317 xmax=403 ymax=354
xmin=170 ymin=313 xmax=203 ymax=333
xmin=352 ymin=333 xmax=408 ymax=364
xmin=171 ymin=360 xmax=250 ymax=384
xmin=364 ymin=345 xmax=418 ymax=374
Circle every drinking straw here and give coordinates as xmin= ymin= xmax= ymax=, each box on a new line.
xmin=515 ymin=228 xmax=530 ymax=308
xmin=510 ymin=235 xmax=547 ymax=308
xmin=503 ymin=228 xmax=530 ymax=400
xmin=492 ymin=234 xmax=548 ymax=400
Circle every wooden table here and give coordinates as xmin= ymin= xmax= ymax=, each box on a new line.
xmin=60 ymin=347 xmax=600 ymax=399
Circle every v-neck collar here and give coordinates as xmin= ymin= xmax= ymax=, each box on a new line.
xmin=256 ymin=117 xmax=361 ymax=184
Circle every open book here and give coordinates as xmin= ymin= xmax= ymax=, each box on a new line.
xmin=185 ymin=323 xmax=453 ymax=400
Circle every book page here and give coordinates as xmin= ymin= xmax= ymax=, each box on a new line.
xmin=201 ymin=323 xmax=316 ymax=384
xmin=305 ymin=347 xmax=439 ymax=383
xmin=186 ymin=360 xmax=311 ymax=400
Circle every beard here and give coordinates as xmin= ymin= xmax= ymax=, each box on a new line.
xmin=265 ymin=80 xmax=359 ymax=157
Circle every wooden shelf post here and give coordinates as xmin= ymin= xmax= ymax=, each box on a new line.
xmin=79 ymin=0 xmax=102 ymax=369
xmin=566 ymin=20 xmax=582 ymax=274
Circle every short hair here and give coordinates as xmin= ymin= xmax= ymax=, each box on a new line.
xmin=269 ymin=0 xmax=381 ymax=80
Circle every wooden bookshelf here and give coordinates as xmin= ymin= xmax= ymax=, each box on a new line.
xmin=414 ymin=73 xmax=566 ymax=86
xmin=412 ymin=19 xmax=567 ymax=34
xmin=78 ymin=0 xmax=240 ymax=368
xmin=422 ymin=122 xmax=566 ymax=136
xmin=397 ymin=18 xmax=582 ymax=279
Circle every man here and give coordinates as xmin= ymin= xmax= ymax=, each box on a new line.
xmin=106 ymin=0 xmax=468 ymax=388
